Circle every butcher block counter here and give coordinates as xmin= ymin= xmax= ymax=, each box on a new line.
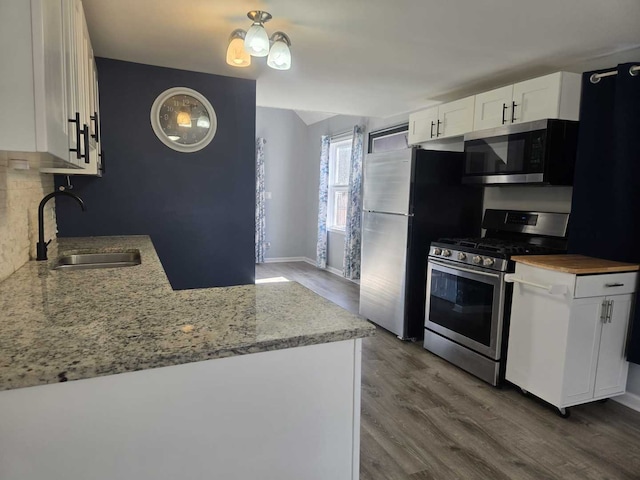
xmin=511 ymin=254 xmax=640 ymax=275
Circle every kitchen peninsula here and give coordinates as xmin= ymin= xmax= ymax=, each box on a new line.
xmin=0 ymin=236 xmax=374 ymax=480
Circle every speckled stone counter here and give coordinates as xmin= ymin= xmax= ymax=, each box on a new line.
xmin=0 ymin=236 xmax=374 ymax=392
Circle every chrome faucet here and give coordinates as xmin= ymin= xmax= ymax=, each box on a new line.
xmin=36 ymin=190 xmax=86 ymax=261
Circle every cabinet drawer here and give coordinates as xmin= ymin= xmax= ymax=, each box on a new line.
xmin=574 ymin=272 xmax=638 ymax=298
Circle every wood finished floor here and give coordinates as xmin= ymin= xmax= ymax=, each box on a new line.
xmin=257 ymin=262 xmax=640 ymax=480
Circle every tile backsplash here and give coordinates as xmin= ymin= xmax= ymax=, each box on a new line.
xmin=0 ymin=157 xmax=56 ymax=282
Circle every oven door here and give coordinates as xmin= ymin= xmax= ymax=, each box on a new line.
xmin=425 ymin=259 xmax=505 ymax=360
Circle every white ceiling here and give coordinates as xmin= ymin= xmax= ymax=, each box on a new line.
xmin=82 ymin=0 xmax=640 ymax=119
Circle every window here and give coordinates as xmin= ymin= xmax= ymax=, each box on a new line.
xmin=368 ymin=124 xmax=409 ymax=153
xmin=327 ymin=136 xmax=352 ymax=231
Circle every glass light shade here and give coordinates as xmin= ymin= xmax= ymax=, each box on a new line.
xmin=244 ymin=23 xmax=270 ymax=57
xmin=197 ymin=116 xmax=210 ymax=128
xmin=226 ymin=37 xmax=251 ymax=67
xmin=267 ymin=40 xmax=291 ymax=70
xmin=176 ymin=110 xmax=192 ymax=128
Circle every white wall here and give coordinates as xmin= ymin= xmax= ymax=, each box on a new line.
xmin=0 ymin=155 xmax=56 ymax=282
xmin=255 ymin=108 xmax=310 ymax=260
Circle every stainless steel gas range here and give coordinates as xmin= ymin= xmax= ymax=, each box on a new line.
xmin=423 ymin=209 xmax=570 ymax=386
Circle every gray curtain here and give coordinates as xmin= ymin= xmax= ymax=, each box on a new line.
xmin=255 ymin=137 xmax=266 ymax=263
xmin=343 ymin=125 xmax=365 ymax=280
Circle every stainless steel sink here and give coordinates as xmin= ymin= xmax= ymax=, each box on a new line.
xmin=53 ymin=251 xmax=141 ymax=270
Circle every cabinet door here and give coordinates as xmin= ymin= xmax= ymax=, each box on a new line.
xmin=82 ymin=18 xmax=99 ymax=170
xmin=408 ymin=107 xmax=438 ymax=145
xmin=594 ymin=294 xmax=633 ymax=398
xmin=473 ymin=85 xmax=513 ymax=131
xmin=438 ymin=96 xmax=475 ymax=139
xmin=562 ymin=297 xmax=604 ymax=405
xmin=34 ymin=0 xmax=69 ymax=161
xmin=61 ymin=0 xmax=85 ymax=166
xmin=41 ymin=0 xmax=101 ymax=175
xmin=512 ymin=72 xmax=561 ymax=124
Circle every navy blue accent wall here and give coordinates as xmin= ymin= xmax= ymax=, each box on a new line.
xmin=55 ymin=58 xmax=256 ymax=290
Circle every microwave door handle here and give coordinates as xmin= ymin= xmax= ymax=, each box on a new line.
xmin=429 ymin=260 xmax=501 ymax=279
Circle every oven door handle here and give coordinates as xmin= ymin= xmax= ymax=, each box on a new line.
xmin=429 ymin=259 xmax=501 ymax=279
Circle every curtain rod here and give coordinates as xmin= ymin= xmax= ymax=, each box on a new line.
xmin=330 ymin=129 xmax=353 ymax=140
xmin=590 ymin=65 xmax=640 ymax=84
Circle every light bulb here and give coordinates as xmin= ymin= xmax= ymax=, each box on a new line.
xmin=226 ymin=36 xmax=251 ymax=67
xmin=176 ymin=110 xmax=192 ymax=128
xmin=244 ymin=23 xmax=269 ymax=57
xmin=267 ymin=39 xmax=291 ymax=70
xmin=197 ymin=116 xmax=210 ymax=128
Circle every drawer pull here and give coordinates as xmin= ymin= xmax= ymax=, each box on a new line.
xmin=605 ymin=283 xmax=625 ymax=288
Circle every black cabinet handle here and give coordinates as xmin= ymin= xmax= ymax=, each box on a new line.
xmin=99 ymin=149 xmax=105 ymax=173
xmin=502 ymin=103 xmax=508 ymax=124
xmin=430 ymin=121 xmax=435 ymax=138
xmin=511 ymin=101 xmax=517 ymax=123
xmin=81 ymin=124 xmax=90 ymax=163
xmin=90 ymin=111 xmax=100 ymax=143
xmin=436 ymin=119 xmax=442 ymax=137
xmin=68 ymin=112 xmax=81 ymax=160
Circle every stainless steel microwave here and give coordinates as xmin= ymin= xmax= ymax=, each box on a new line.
xmin=462 ymin=119 xmax=579 ymax=185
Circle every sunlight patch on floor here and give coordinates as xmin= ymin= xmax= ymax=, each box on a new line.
xmin=255 ymin=276 xmax=290 ymax=284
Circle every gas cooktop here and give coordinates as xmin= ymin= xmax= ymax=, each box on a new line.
xmin=428 ymin=210 xmax=570 ymax=272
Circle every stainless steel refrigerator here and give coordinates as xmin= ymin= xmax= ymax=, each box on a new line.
xmin=359 ymin=147 xmax=482 ymax=340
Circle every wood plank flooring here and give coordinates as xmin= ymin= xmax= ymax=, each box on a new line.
xmin=257 ymin=262 xmax=640 ymax=480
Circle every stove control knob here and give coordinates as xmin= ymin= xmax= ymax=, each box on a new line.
xmin=442 ymin=249 xmax=452 ymax=257
xmin=483 ymin=258 xmax=495 ymax=267
xmin=433 ymin=248 xmax=442 ymax=255
xmin=458 ymin=252 xmax=467 ymax=261
xmin=472 ymin=256 xmax=482 ymax=264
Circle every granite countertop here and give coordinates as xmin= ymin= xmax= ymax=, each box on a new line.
xmin=0 ymin=236 xmax=375 ymax=392
xmin=512 ymin=254 xmax=640 ymax=274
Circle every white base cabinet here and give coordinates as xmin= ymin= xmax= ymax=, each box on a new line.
xmin=506 ymin=264 xmax=637 ymax=413
xmin=0 ymin=339 xmax=363 ymax=480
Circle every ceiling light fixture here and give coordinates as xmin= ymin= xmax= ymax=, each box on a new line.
xmin=226 ymin=29 xmax=251 ymax=67
xmin=226 ymin=11 xmax=292 ymax=71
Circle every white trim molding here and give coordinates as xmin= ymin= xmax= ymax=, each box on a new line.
xmin=263 ymin=257 xmax=358 ymax=284
xmin=262 ymin=257 xmax=308 ymax=263
xmin=612 ymin=392 xmax=640 ymax=413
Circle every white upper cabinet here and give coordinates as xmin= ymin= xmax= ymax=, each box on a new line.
xmin=408 ymin=96 xmax=474 ymax=144
xmin=438 ymin=96 xmax=475 ymax=138
xmin=473 ymin=85 xmax=514 ymax=131
xmin=0 ymin=1 xmax=71 ymax=165
xmin=44 ymin=2 xmax=103 ymax=176
xmin=0 ymin=0 xmax=99 ymax=172
xmin=407 ymin=107 xmax=438 ymax=145
xmin=474 ymin=72 xmax=582 ymax=131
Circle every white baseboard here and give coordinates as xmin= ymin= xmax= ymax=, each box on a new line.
xmin=262 ymin=257 xmax=308 ymax=263
xmin=267 ymin=257 xmax=359 ymax=284
xmin=301 ymin=258 xmax=342 ymax=277
xmin=612 ymin=391 xmax=640 ymax=413
xmin=326 ymin=265 xmax=343 ymax=277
